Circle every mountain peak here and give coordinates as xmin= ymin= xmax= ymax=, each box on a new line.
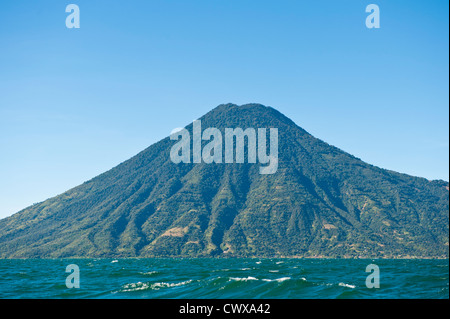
xmin=206 ymin=102 xmax=272 ymax=117
xmin=198 ymin=103 xmax=300 ymax=134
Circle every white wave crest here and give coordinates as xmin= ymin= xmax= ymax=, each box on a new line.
xmin=338 ymin=282 xmax=356 ymax=289
xmin=121 ymin=281 xmax=149 ymax=292
xmin=152 ymin=280 xmax=193 ymax=289
xmin=121 ymin=280 xmax=193 ymax=292
xmin=229 ymin=276 xmax=258 ymax=281
xmin=262 ymin=277 xmax=291 ymax=283
xmin=140 ymin=271 xmax=159 ymax=275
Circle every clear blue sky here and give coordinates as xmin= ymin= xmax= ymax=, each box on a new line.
xmin=0 ymin=0 xmax=448 ymax=219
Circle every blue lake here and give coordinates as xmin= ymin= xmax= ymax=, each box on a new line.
xmin=0 ymin=258 xmax=447 ymax=299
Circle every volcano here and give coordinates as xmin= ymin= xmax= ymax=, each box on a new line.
xmin=0 ymin=103 xmax=448 ymax=258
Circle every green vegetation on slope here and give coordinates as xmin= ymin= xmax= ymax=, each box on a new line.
xmin=0 ymin=103 xmax=448 ymax=258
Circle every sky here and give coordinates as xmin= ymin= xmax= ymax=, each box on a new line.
xmin=0 ymin=0 xmax=448 ymax=219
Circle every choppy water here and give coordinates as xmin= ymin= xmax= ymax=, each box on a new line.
xmin=0 ymin=258 xmax=447 ymax=299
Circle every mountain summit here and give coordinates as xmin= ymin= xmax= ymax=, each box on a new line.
xmin=0 ymin=103 xmax=448 ymax=258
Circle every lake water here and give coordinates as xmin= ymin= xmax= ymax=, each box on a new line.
xmin=0 ymin=258 xmax=447 ymax=299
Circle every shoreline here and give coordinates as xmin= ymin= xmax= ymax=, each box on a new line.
xmin=0 ymin=256 xmax=448 ymax=260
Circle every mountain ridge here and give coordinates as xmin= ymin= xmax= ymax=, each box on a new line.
xmin=0 ymin=103 xmax=448 ymax=258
